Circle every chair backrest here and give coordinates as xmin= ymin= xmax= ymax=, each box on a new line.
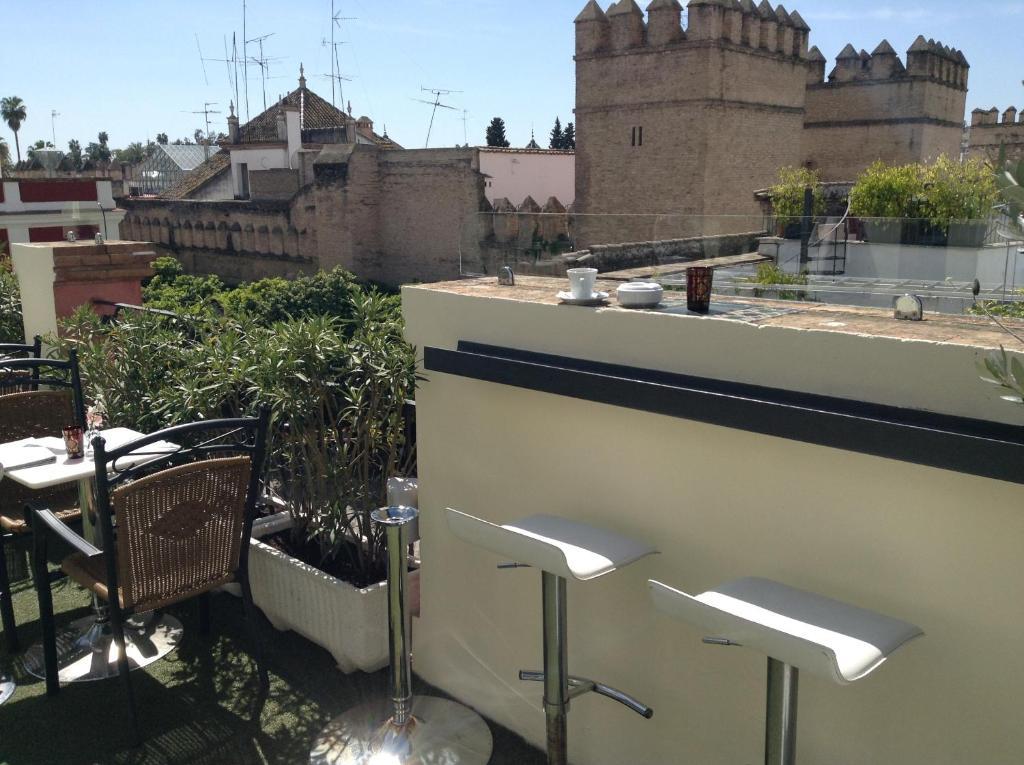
xmin=0 ymin=352 xmax=85 ymax=425
xmin=0 ymin=336 xmax=41 ymax=360
xmin=92 ymin=409 xmax=270 ymax=613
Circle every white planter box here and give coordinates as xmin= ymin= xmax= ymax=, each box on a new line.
xmin=248 ymin=534 xmax=390 ymax=673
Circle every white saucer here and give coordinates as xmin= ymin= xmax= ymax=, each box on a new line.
xmin=557 ymin=290 xmax=609 ymax=306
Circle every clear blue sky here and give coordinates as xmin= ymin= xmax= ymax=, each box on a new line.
xmin=2 ymin=0 xmax=1021 ymax=154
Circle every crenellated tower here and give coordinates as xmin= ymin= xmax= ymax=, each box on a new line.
xmin=574 ymin=0 xmax=810 ymax=239
xmin=967 ymin=105 xmax=1024 ymax=163
xmin=803 ymin=36 xmax=969 ymax=180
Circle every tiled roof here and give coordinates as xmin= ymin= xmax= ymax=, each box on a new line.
xmin=158 ymin=151 xmax=230 ymax=199
xmin=237 ymin=85 xmax=394 ymax=146
xmin=478 ymin=147 xmax=575 ymax=156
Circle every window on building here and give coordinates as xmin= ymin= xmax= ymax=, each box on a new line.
xmin=239 ymin=163 xmax=250 ymax=199
xmin=631 ymin=126 xmax=644 ymax=147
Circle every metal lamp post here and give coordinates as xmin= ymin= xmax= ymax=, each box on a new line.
xmin=310 ymin=505 xmax=493 ymax=765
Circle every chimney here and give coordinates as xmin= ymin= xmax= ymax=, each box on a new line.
xmin=608 ymin=0 xmax=645 ymax=50
xmin=276 ymin=107 xmax=287 ymax=142
xmin=647 ymin=0 xmax=683 ymax=46
xmin=227 ymin=100 xmax=240 ymax=143
xmin=575 ymin=1 xmax=610 ymax=55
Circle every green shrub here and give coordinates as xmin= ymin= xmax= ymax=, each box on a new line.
xmin=0 ymin=262 xmax=22 ymax=343
xmin=850 ymin=156 xmax=999 ymax=228
xmin=770 ymin=166 xmax=825 ymax=228
xmin=53 ymin=271 xmax=416 ymax=586
xmin=748 ymin=262 xmax=809 ymax=301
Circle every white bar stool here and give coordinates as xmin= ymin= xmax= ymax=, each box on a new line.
xmin=447 ymin=508 xmax=658 ymax=765
xmin=649 ymin=577 xmax=923 ymax=765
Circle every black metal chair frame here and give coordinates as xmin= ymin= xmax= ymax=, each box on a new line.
xmin=31 ymin=408 xmax=271 ymax=743
xmin=0 ymin=336 xmax=42 ymax=361
xmin=0 ymin=350 xmax=85 ymax=653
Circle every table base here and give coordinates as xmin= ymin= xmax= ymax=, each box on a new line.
xmin=22 ymin=612 xmax=183 ymax=683
xmin=0 ymin=675 xmax=14 ymax=705
xmin=310 ymin=696 xmax=493 ymax=765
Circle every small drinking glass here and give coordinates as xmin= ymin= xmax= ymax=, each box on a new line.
xmin=686 ymin=266 xmax=714 ymax=314
xmin=85 ymin=404 xmax=106 ymax=458
xmin=62 ymin=425 xmax=84 ymax=460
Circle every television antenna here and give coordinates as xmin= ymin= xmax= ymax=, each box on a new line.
xmin=182 ymin=102 xmax=222 ymax=159
xmin=325 ymin=1 xmax=357 ymax=107
xmin=195 ymin=33 xmax=209 ymax=86
xmin=412 ymin=87 xmax=460 ymax=148
xmin=50 ymin=110 xmax=60 ymax=148
xmin=246 ymin=32 xmax=285 ymax=111
xmin=461 ymin=109 xmax=471 ymax=146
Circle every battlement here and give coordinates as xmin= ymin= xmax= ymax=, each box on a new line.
xmin=972 ymin=106 xmax=1021 ymax=127
xmin=808 ymin=35 xmax=968 ymax=90
xmin=575 ymin=0 xmax=810 ymax=59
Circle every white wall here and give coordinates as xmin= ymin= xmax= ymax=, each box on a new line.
xmin=10 ymin=243 xmax=57 ymax=341
xmin=0 ymin=180 xmax=116 ymax=214
xmin=479 ymin=150 xmax=574 ymax=207
xmin=229 ymin=147 xmax=288 ymax=198
xmin=403 ymin=283 xmax=1024 ymax=765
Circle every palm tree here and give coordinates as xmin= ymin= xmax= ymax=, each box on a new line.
xmin=1 ymin=96 xmax=27 ymax=164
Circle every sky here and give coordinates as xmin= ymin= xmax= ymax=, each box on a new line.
xmin=2 ymin=0 xmax=1023 ymax=155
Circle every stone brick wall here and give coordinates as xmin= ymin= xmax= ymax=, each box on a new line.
xmin=574 ymin=1 xmax=807 ymax=247
xmin=804 ymin=39 xmax=967 ymax=180
xmin=119 ymin=146 xmax=487 ymax=286
xmin=249 ymin=168 xmax=300 ymax=200
xmin=967 ymin=107 xmax=1024 ymax=163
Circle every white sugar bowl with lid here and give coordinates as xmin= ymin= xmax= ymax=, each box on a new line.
xmin=616 ymin=281 xmax=663 ymax=308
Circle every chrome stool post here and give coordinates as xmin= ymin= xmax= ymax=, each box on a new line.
xmin=310 ymin=506 xmax=493 ymax=765
xmin=651 ymin=577 xmax=924 ymax=765
xmin=447 ymin=508 xmax=657 ymax=765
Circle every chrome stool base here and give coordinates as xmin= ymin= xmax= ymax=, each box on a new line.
xmin=0 ymin=674 xmax=14 ymax=705
xmin=310 ymin=695 xmax=493 ymax=765
xmin=22 ymin=612 xmax=182 ymax=683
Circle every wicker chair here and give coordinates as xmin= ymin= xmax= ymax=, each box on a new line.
xmin=31 ymin=409 xmax=271 ymax=742
xmin=0 ymin=352 xmax=85 ymax=653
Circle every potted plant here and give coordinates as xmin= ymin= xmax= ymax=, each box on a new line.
xmin=769 ymin=166 xmax=825 ymax=239
xmin=55 ymin=266 xmax=420 ymax=673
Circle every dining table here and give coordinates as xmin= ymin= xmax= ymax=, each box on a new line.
xmin=1 ymin=427 xmax=183 ymax=685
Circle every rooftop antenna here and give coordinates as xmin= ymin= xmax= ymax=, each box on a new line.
xmin=325 ymin=0 xmax=357 ymax=107
xmin=246 ymin=32 xmax=283 ymax=111
xmin=182 ymin=102 xmax=222 ymax=160
xmin=50 ymin=110 xmax=60 ymax=148
xmin=195 ymin=33 xmax=209 ymax=86
xmin=461 ymin=109 xmax=470 ymax=146
xmin=242 ymin=0 xmax=249 ymax=120
xmin=412 ymin=86 xmax=460 ymax=148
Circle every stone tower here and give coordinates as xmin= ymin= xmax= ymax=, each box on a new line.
xmin=574 ymin=0 xmax=811 ymax=242
xmin=803 ymin=37 xmax=969 ymax=181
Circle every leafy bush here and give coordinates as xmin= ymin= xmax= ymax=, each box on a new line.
xmin=770 ymin=166 xmax=825 ymax=228
xmin=748 ymin=262 xmax=809 ymax=301
xmin=0 ymin=261 xmax=22 ymax=343
xmin=850 ymin=156 xmax=999 ymax=228
xmin=55 ymin=267 xmax=417 ymax=586
xmin=849 ymin=161 xmax=927 ymax=219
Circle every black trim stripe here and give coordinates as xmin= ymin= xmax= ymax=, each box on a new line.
xmin=423 ymin=342 xmax=1024 ymax=485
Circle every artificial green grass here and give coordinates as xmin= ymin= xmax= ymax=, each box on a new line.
xmin=0 ymin=571 xmax=543 ymax=765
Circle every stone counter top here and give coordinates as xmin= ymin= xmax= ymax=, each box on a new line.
xmin=407 ymin=275 xmax=1024 ymax=352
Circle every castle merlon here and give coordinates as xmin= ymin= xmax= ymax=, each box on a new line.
xmin=810 ymin=37 xmax=967 ymax=89
xmin=972 ymin=106 xmax=1022 ymax=127
xmin=574 ymin=0 xmax=810 ymax=57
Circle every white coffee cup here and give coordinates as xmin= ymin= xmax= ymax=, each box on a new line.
xmin=567 ymin=268 xmax=598 ymax=299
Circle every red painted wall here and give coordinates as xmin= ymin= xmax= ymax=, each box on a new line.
xmin=75 ymin=224 xmax=99 ymax=239
xmin=29 ymin=226 xmax=65 ymax=243
xmin=19 ymin=180 xmax=97 ymax=203
xmin=53 ymin=279 xmax=143 ymax=320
